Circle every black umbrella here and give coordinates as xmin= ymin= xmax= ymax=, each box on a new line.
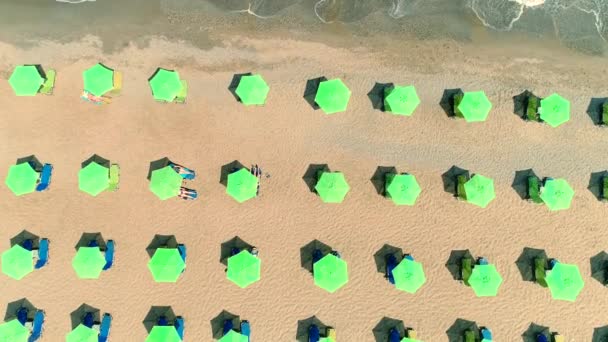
xmin=220 ymin=236 xmax=254 ymax=266
xmin=16 ymin=155 xmax=42 ymax=172
xmin=211 ymin=310 xmax=240 ymax=339
xmin=302 ymin=164 xmax=330 ymax=193
xmin=10 ymin=230 xmax=40 ymax=250
xmin=75 ymin=232 xmax=106 ymax=251
xmin=373 ymin=244 xmax=404 ymax=274
xmin=512 ymin=90 xmax=538 ymax=120
xmin=512 ymin=169 xmax=540 ymax=201
xmin=81 ymin=154 xmax=110 ymax=169
xmin=4 ymin=298 xmax=37 ymax=322
xmin=441 ymin=166 xmax=469 ymax=197
xmin=147 ymin=157 xmax=171 ymax=180
xmin=367 ymin=82 xmax=394 ymax=112
xmin=515 ymin=247 xmax=548 ymax=282
xmin=143 ymin=306 xmax=176 ymax=333
xmin=438 ymin=88 xmax=463 ymax=118
xmin=220 ymin=160 xmax=246 ymax=186
xmin=300 ymin=240 xmax=333 ymax=273
xmin=146 ymin=235 xmax=178 ymax=257
xmin=522 ymin=323 xmax=551 ymax=342
xmin=303 ymin=76 xmax=328 ymax=110
xmin=592 ymin=325 xmax=608 ymax=342
xmin=446 ymin=319 xmax=479 ymax=342
xmin=70 ymin=304 xmax=100 ymax=329
xmin=373 ymin=317 xmax=405 ymax=342
xmin=227 ymin=72 xmax=253 ymax=102
xmin=586 ymin=97 xmax=608 ymax=125
xmin=370 ymin=166 xmax=398 ymax=196
xmin=588 ymin=171 xmax=608 ymax=201
xmin=445 ymin=250 xmax=473 ymax=281
xmin=590 ymin=251 xmax=608 ymax=286
xmin=296 ymin=316 xmax=329 ymax=342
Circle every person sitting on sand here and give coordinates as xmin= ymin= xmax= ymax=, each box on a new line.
xmin=178 ymin=187 xmax=197 ymax=200
xmin=170 ymin=163 xmax=195 ymax=180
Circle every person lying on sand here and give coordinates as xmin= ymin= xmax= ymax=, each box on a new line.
xmin=178 ymin=187 xmax=197 ymax=200
xmin=170 ymin=163 xmax=195 ymax=180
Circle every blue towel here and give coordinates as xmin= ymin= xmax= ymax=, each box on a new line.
xmin=312 ymin=249 xmax=323 ymax=264
xmin=240 ymin=321 xmax=250 ymax=341
xmin=386 ymin=254 xmax=397 ymax=284
xmin=35 ymin=164 xmax=52 ymax=192
xmin=223 ymin=319 xmax=233 ymax=335
xmin=389 ymin=328 xmax=401 ymax=342
xmin=17 ymin=308 xmax=28 ymax=325
xmin=537 ymin=334 xmax=549 ymax=342
xmin=178 ymin=244 xmax=186 ymax=263
xmin=481 ymin=328 xmax=492 ymax=340
xmin=34 ymin=239 xmax=49 ymax=269
xmin=158 ymin=316 xmax=168 ymax=326
xmin=98 ymin=314 xmax=112 ymax=342
xmin=103 ymin=240 xmax=114 ymax=271
xmin=22 ymin=239 xmax=33 ymax=251
xmin=308 ymin=325 xmax=320 ymax=342
xmin=28 ymin=311 xmax=44 ymax=342
xmin=83 ymin=312 xmax=94 ymax=328
xmin=175 ymin=317 xmax=184 ymax=340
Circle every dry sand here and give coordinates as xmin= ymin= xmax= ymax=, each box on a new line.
xmin=1 ymin=31 xmax=608 ymax=341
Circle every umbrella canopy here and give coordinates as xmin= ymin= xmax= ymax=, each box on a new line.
xmin=70 ymin=304 xmax=100 ymax=329
xmin=300 ymin=240 xmax=332 ymax=273
xmin=226 ymin=168 xmax=258 ymax=203
xmin=457 ymin=91 xmax=492 ymax=122
xmin=468 ymin=264 xmax=503 ymax=297
xmin=220 ymin=236 xmax=253 ymax=265
xmin=146 ymin=326 xmax=181 ymax=342
xmin=66 ymin=324 xmax=97 ymax=342
xmin=296 ymin=316 xmax=328 ymax=342
xmin=227 ymin=250 xmax=261 ymax=288
xmin=385 ymin=173 xmax=421 ymax=206
xmin=540 ymin=93 xmax=570 ymax=127
xmin=384 ymin=85 xmax=420 ymax=116
xmin=446 ymin=319 xmax=479 ymax=342
xmin=445 ymin=250 xmax=474 ymax=281
xmin=219 ymin=330 xmax=248 ymax=342
xmin=78 ymin=162 xmax=109 ymax=196
xmin=4 ymin=298 xmax=36 ymax=322
xmin=315 ymin=171 xmax=350 ymax=203
xmin=373 ymin=317 xmax=406 ymax=342
xmin=590 ymin=251 xmax=608 ymax=285
xmin=463 ymin=174 xmax=495 ymax=208
xmin=5 ymin=162 xmax=39 ymax=196
xmin=148 ymin=248 xmax=185 ymax=283
xmin=314 ymin=79 xmax=351 ymax=114
xmin=143 ymin=306 xmax=176 ymax=332
xmin=373 ymin=244 xmax=404 ymax=273
xmin=235 ymin=74 xmax=269 ymax=106
xmin=146 ymin=235 xmax=178 ymax=257
xmin=82 ymin=63 xmax=114 ymax=97
xmin=393 ymin=258 xmax=426 ymax=294
xmin=1 ymin=245 xmax=33 ymax=280
xmin=540 ymin=178 xmax=574 ymax=211
xmin=72 ymin=247 xmax=106 ymax=279
xmin=211 ymin=311 xmax=240 ymax=339
xmin=546 ymin=262 xmax=585 ymax=302
xmin=148 ymin=68 xmax=182 ymax=102
xmin=0 ymin=319 xmax=28 ymax=342
xmin=313 ymin=254 xmax=348 ymax=293
xmin=149 ymin=166 xmax=182 ymax=200
xmin=8 ymin=65 xmax=44 ymax=96
xmin=10 ymin=230 xmax=39 ymax=249
xmin=81 ymin=154 xmax=110 ymax=169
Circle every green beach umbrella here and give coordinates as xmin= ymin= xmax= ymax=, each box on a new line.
xmin=457 ymin=91 xmax=492 ymax=122
xmin=235 ymin=74 xmax=269 ymax=106
xmin=315 ymin=79 xmax=351 ymax=114
xmin=315 ymin=171 xmax=350 ymax=203
xmin=540 ymin=178 xmax=574 ymax=211
xmin=385 ymin=173 xmax=421 ymax=206
xmin=1 ymin=245 xmax=33 ymax=280
xmin=149 ymin=69 xmax=183 ymax=102
xmin=83 ymin=63 xmax=114 ymax=97
xmin=78 ymin=162 xmax=109 ymax=196
xmin=227 ymin=250 xmax=261 ymax=288
xmin=226 ymin=168 xmax=258 ymax=203
xmin=5 ymin=162 xmax=39 ymax=196
xmin=320 ymin=338 xmax=337 ymax=342
xmin=546 ymin=262 xmax=584 ymax=302
xmin=148 ymin=248 xmax=185 ymax=283
xmin=218 ymin=329 xmax=248 ymax=342
xmin=146 ymin=326 xmax=181 ymax=342
xmin=540 ymin=93 xmax=570 ymax=128
xmin=463 ymin=174 xmax=495 ymax=208
xmin=66 ymin=324 xmax=97 ymax=342
xmin=392 ymin=258 xmax=426 ymax=294
xmin=8 ymin=65 xmax=45 ymax=96
xmin=0 ymin=319 xmax=28 ymax=342
xmin=401 ymin=339 xmax=421 ymax=342
xmin=384 ymin=85 xmax=420 ymax=116
xmin=313 ymin=253 xmax=348 ymax=293
xmin=468 ymin=264 xmax=503 ymax=297
xmin=72 ymin=247 xmax=106 ymax=279
xmin=149 ymin=166 xmax=182 ymax=200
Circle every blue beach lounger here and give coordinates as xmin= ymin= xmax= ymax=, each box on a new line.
xmin=175 ymin=316 xmax=184 ymax=340
xmin=35 ymin=164 xmax=53 ymax=192
xmin=28 ymin=310 xmax=45 ymax=342
xmin=103 ymin=240 xmax=115 ymax=271
xmin=389 ymin=328 xmax=401 ymax=342
xmin=34 ymin=239 xmax=49 ymax=269
xmin=308 ymin=324 xmax=320 ymax=342
xmin=386 ymin=254 xmax=397 ymax=284
xmin=223 ymin=319 xmax=233 ymax=335
xmin=169 ymin=163 xmax=195 ymax=180
xmin=83 ymin=312 xmax=94 ymax=328
xmin=98 ymin=313 xmax=112 ymax=342
xmin=481 ymin=328 xmax=492 ymax=341
xmin=178 ymin=244 xmax=186 ymax=263
xmin=240 ymin=321 xmax=250 ymax=341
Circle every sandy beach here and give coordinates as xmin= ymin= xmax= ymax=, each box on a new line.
xmin=1 ymin=11 xmax=608 ymax=340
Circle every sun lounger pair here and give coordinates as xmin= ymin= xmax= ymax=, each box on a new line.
xmin=386 ymin=254 xmax=397 ymax=284
xmin=526 ymin=96 xmax=540 ymax=121
xmin=108 ymin=164 xmax=120 ymax=191
xmin=39 ymin=70 xmax=56 ymax=95
xmin=174 ymin=316 xmax=184 ymax=340
xmin=461 ymin=257 xmax=473 ymax=286
xmin=535 ymin=257 xmax=548 ymax=288
xmin=34 ymin=239 xmax=49 ymax=269
xmin=27 ymin=310 xmax=45 ymax=342
xmin=240 ymin=321 xmax=250 ymax=341
xmin=110 ymin=71 xmax=122 ymax=96
xmin=98 ymin=313 xmax=112 ymax=342
xmin=309 ymin=324 xmax=321 ymax=342
xmin=178 ymin=188 xmax=198 ymax=200
xmin=537 ymin=333 xmax=549 ymax=342
xmin=456 ymin=175 xmax=468 ymax=200
xmin=103 ymin=240 xmax=115 ymax=271
xmin=389 ymin=328 xmax=401 ymax=342
xmin=527 ymin=176 xmax=543 ymax=204
xmin=35 ymin=164 xmax=53 ymax=192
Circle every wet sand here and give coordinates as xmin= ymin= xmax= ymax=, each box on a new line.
xmin=1 ymin=29 xmax=608 ymax=340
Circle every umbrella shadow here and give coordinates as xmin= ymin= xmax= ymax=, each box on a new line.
xmin=441 ymin=165 xmax=469 ymax=197
xmin=82 ymin=154 xmax=110 ymax=169
xmin=446 ymin=318 xmax=479 ymax=342
xmin=143 ymin=306 xmax=176 ymax=333
xmin=303 ymin=77 xmax=328 ymax=110
xmin=522 ymin=323 xmax=551 ymax=342
xmin=228 ymin=72 xmax=253 ymax=102
xmin=211 ymin=310 xmax=241 ymax=339
xmin=367 ymin=82 xmax=394 ymax=112
xmin=146 ymin=234 xmax=178 ymax=257
xmin=147 ymin=157 xmax=170 ymax=180
xmin=220 ymin=160 xmax=246 ymax=186
xmin=370 ymin=166 xmax=397 ymax=196
xmin=445 ymin=250 xmax=473 ymax=281
xmin=373 ymin=244 xmax=404 ymax=274
xmin=70 ymin=304 xmax=100 ymax=330
xmin=588 ymin=171 xmax=608 ymax=201
xmin=439 ymin=88 xmax=463 ymax=118
xmin=515 ymin=247 xmax=548 ymax=282
xmin=296 ymin=316 xmax=329 ymax=342
xmin=75 ymin=232 xmax=106 ymax=251
xmin=220 ymin=236 xmax=254 ymax=266
xmin=302 ymin=164 xmax=329 ymax=193
xmin=147 ymin=67 xmax=176 ymax=82
xmin=512 ymin=169 xmax=539 ymax=200
xmin=300 ymin=240 xmax=332 ymax=273
xmin=586 ymin=97 xmax=607 ymax=125
xmin=16 ymin=155 xmax=42 ymax=172
xmin=590 ymin=251 xmax=608 ymax=286
xmin=593 ymin=325 xmax=608 ymax=342
xmin=373 ymin=317 xmax=405 ymax=342
xmin=4 ymin=298 xmax=37 ymax=322
xmin=512 ymin=90 xmax=537 ymax=120
xmin=10 ymin=230 xmax=40 ymax=249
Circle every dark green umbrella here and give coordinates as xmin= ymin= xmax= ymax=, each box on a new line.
xmin=592 ymin=325 xmax=608 ymax=342
xmin=8 ymin=65 xmax=45 ymax=96
xmin=590 ymin=251 xmax=608 ymax=286
xmin=83 ymin=63 xmax=114 ymax=96
xmin=4 ymin=298 xmax=36 ymax=322
xmin=148 ymin=68 xmax=183 ymax=102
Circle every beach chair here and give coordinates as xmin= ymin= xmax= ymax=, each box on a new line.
xmin=526 ymin=96 xmax=539 ymax=121
xmin=34 ymin=239 xmax=49 ymax=269
xmin=39 ymin=70 xmax=56 ymax=95
xmin=108 ymin=164 xmax=120 ymax=191
xmin=240 ymin=320 xmax=250 ymax=341
xmin=602 ymin=176 xmax=608 ymax=201
xmin=464 ymin=330 xmax=476 ymax=342
xmin=175 ymin=316 xmax=184 ymax=340
xmin=481 ymin=328 xmax=492 ymax=341
xmin=386 ymin=254 xmax=397 ymax=284
xmin=528 ymin=176 xmax=543 ymax=204
xmin=309 ymin=324 xmax=320 ymax=342
xmin=602 ymin=101 xmax=608 ymax=125
xmin=28 ymin=310 xmax=45 ymax=342
xmin=110 ymin=71 xmax=122 ymax=96
xmin=552 ymin=333 xmax=564 ymax=342
xmin=461 ymin=257 xmax=472 ymax=286
xmin=456 ymin=175 xmax=468 ymax=200
xmin=178 ymin=188 xmax=198 ymax=201
xmin=103 ymin=240 xmax=115 ymax=271
xmin=178 ymin=244 xmax=186 ymax=263
xmin=35 ymin=164 xmax=53 ymax=192
xmin=453 ymin=93 xmax=464 ymax=118
xmin=388 ymin=328 xmax=401 ymax=342
xmin=98 ymin=313 xmax=112 ymax=342
xmin=326 ymin=327 xmax=336 ymax=340
xmin=535 ymin=257 xmax=548 ymax=288
xmin=174 ymin=80 xmax=187 ymax=104
xmin=222 ymin=319 xmax=233 ymax=335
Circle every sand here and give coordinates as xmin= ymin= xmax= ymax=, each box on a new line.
xmin=1 ymin=29 xmax=608 ymax=341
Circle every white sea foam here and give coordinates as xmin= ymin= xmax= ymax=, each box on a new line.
xmin=513 ymin=0 xmax=545 ymax=7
